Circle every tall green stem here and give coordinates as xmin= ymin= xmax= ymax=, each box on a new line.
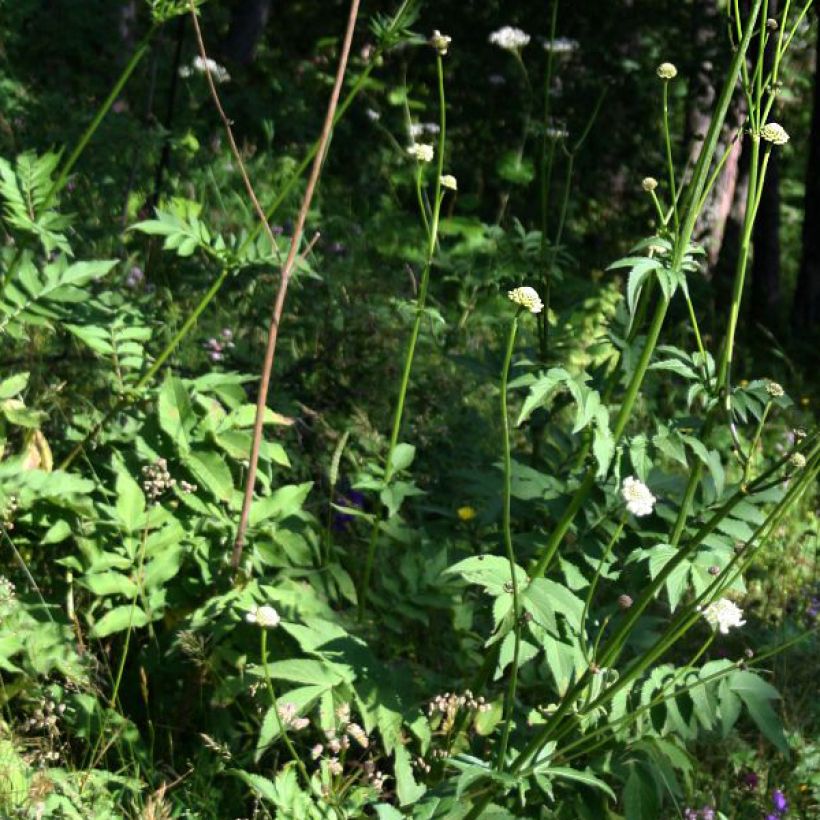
xmin=358 ymin=54 xmax=447 ymax=617
xmin=496 ymin=313 xmax=521 ymax=770
xmin=580 ymin=516 xmax=626 ymax=661
xmin=662 ymin=80 xmax=680 ymax=233
xmin=529 ymin=0 xmax=763 ymax=582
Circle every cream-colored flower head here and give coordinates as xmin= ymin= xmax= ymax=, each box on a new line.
xmin=760 ymin=122 xmax=789 ymax=146
xmin=507 ymin=285 xmax=543 ymax=314
xmin=790 ymin=452 xmax=807 ymax=469
xmin=408 ymin=143 xmax=434 ymax=163
xmin=656 ymin=62 xmax=678 ymax=80
xmin=766 ymin=381 xmax=785 ymax=398
xmin=431 ymin=30 xmax=452 ymax=56
xmin=440 ymin=174 xmax=457 ymax=191
xmin=489 ymin=26 xmax=531 ymax=51
xmin=246 ymin=604 xmax=280 ymax=628
xmin=642 ymin=176 xmax=658 ymax=192
xmin=702 ymin=598 xmax=746 ymax=634
xmin=621 ymin=476 xmax=656 ymax=517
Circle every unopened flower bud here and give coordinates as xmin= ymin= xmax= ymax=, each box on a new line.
xmin=618 ymin=594 xmax=633 ymax=609
xmin=790 ymin=453 xmax=806 ymax=469
xmin=657 ymin=62 xmax=678 ymax=80
xmin=642 ymin=176 xmax=658 ymax=192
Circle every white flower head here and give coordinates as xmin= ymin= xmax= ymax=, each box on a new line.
xmin=507 ymin=285 xmax=543 ymax=314
xmin=431 ymin=30 xmax=452 ymax=56
xmin=621 ymin=476 xmax=656 ymax=517
xmin=543 ymin=37 xmax=579 ymax=55
xmin=489 ymin=26 xmax=531 ymax=52
xmin=440 ymin=174 xmax=457 ymax=191
xmin=760 ymin=122 xmax=789 ymax=146
xmin=790 ymin=452 xmax=806 ymax=469
xmin=246 ymin=604 xmax=280 ymax=628
xmin=642 ymin=176 xmax=658 ymax=192
xmin=407 ymin=143 xmax=434 ymax=163
xmin=702 ymin=598 xmax=746 ymax=634
xmin=180 ymin=56 xmax=231 ymax=84
xmin=766 ymin=381 xmax=785 ymax=397
xmin=657 ymin=62 xmax=678 ymax=80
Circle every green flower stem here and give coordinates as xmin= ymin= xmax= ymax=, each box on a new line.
xmin=260 ymin=629 xmax=311 ymax=788
xmin=495 ymin=312 xmax=522 ymax=771
xmin=529 ymin=0 xmax=762 ymax=582
xmin=662 ymin=80 xmax=679 ymax=233
xmin=580 ymin=515 xmax=626 ymax=661
xmin=741 ymin=400 xmax=772 ymax=485
xmin=669 ymin=140 xmax=771 ymax=546
xmin=358 ymin=54 xmax=447 ymax=618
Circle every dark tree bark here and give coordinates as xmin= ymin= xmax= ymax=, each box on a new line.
xmin=750 ymin=151 xmax=781 ymax=322
xmin=750 ymin=0 xmax=781 ymax=324
xmin=223 ymin=0 xmax=272 ymax=65
xmin=686 ymin=0 xmax=746 ymax=269
xmin=792 ymin=17 xmax=820 ymax=333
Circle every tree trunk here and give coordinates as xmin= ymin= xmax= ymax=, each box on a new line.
xmin=750 ymin=151 xmax=781 ymax=322
xmin=792 ymin=17 xmax=820 ymax=332
xmin=223 ymin=0 xmax=272 ymax=65
xmin=686 ymin=0 xmax=747 ymax=269
xmin=750 ymin=0 xmax=781 ymax=324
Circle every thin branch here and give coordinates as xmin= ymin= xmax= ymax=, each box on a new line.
xmin=231 ymin=0 xmax=362 ymax=570
xmin=187 ymin=0 xmax=282 ymax=262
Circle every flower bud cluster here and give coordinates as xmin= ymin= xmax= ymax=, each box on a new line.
xmin=142 ymin=458 xmax=175 ymax=500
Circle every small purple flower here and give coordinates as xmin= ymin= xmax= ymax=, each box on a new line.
xmin=205 ymin=337 xmax=224 ymax=362
xmin=700 ymin=807 xmax=715 ymax=820
xmin=683 ymin=809 xmax=698 ymax=820
xmin=125 ymin=266 xmax=145 ymax=289
xmin=741 ymin=770 xmax=759 ymax=790
xmin=332 ymin=489 xmax=367 ymax=531
xmin=807 ymin=597 xmax=819 ymax=619
xmin=766 ymin=815 xmax=780 ymax=820
xmin=772 ymin=789 xmax=788 ymax=813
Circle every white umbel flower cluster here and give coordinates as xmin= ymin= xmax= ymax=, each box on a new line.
xmin=489 ymin=26 xmax=531 ymax=52
xmin=621 ymin=476 xmax=656 ymax=517
xmin=179 ymin=56 xmax=231 ymax=84
xmin=440 ymin=174 xmax=457 ymax=191
xmin=507 ymin=286 xmax=543 ymax=314
xmin=760 ymin=122 xmax=789 ymax=146
xmin=246 ymin=605 xmax=281 ymax=628
xmin=702 ymin=598 xmax=746 ymax=634
xmin=407 ymin=143 xmax=434 ymax=163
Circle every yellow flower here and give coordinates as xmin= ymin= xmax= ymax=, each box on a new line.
xmin=800 ymin=396 xmax=810 ymax=406
xmin=457 ymin=505 xmax=477 ymax=522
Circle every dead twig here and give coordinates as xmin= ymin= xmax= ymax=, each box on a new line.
xmin=231 ymin=0 xmax=361 ymax=570
xmin=187 ymin=0 xmax=282 ymax=263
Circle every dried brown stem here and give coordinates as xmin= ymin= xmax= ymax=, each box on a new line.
xmin=187 ymin=0 xmax=282 ymax=262
xmin=231 ymin=0 xmax=361 ymax=570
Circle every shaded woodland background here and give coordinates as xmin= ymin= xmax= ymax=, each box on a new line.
xmin=2 ymin=0 xmax=818 ymax=344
